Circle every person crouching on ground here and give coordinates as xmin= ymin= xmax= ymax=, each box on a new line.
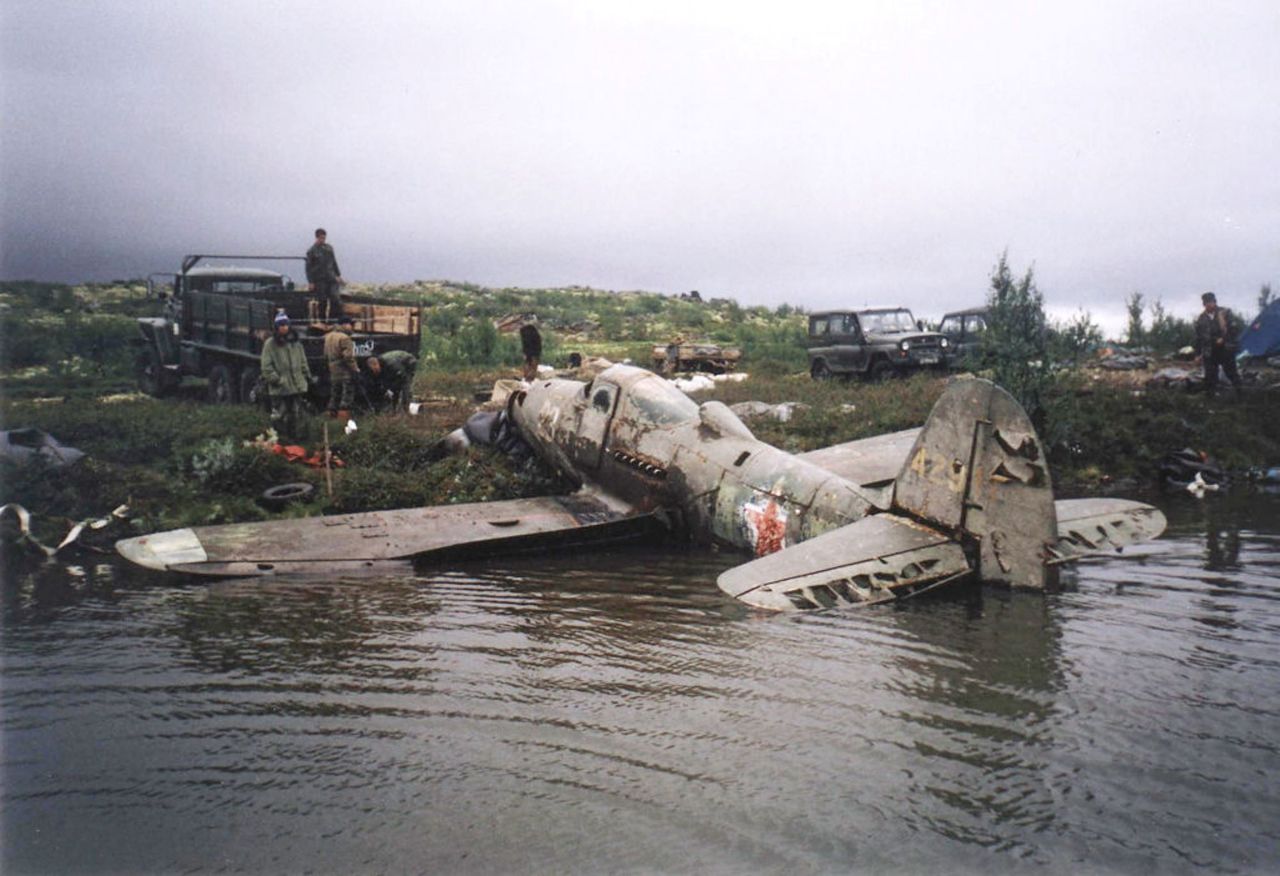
xmin=260 ymin=313 xmax=314 ymax=440
xmin=325 ymin=313 xmax=359 ymax=420
xmin=1195 ymin=291 xmax=1243 ymax=398
xmin=365 ymin=350 xmax=418 ymax=413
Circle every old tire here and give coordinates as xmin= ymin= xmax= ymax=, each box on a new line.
xmin=208 ymin=364 xmax=239 ymax=405
xmin=260 ymin=482 xmax=315 ymax=511
xmin=869 ymin=359 xmax=896 ymax=382
xmin=240 ymin=366 xmax=265 ymax=408
xmin=136 ymin=347 xmax=168 ymax=397
xmin=810 ymin=360 xmax=833 ymax=381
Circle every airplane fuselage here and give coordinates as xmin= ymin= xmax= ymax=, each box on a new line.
xmin=512 ymin=366 xmax=881 ymax=558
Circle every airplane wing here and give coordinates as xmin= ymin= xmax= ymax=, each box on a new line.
xmin=795 ymin=428 xmax=922 ymax=491
xmin=116 ymin=489 xmax=655 ymax=577
xmin=1048 ymin=498 xmax=1168 ymax=562
xmin=717 ymin=513 xmax=972 ymax=611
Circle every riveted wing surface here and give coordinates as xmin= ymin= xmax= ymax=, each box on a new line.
xmin=116 ymin=490 xmax=651 ymax=577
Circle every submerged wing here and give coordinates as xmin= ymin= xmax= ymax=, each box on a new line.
xmin=718 ymin=513 xmax=972 ymax=611
xmin=795 ymin=428 xmax=922 ymax=493
xmin=1048 ymin=498 xmax=1168 ymax=563
xmin=116 ymin=489 xmax=652 ymax=577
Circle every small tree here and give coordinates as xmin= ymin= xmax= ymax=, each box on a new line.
xmin=1050 ymin=310 xmax=1103 ymax=366
xmin=981 ymin=252 xmax=1053 ymax=428
xmin=1147 ymin=297 xmax=1195 ymax=353
xmin=1125 ymin=291 xmax=1145 ymax=346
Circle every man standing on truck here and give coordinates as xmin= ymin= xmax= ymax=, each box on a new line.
xmin=261 ymin=313 xmax=313 ymax=440
xmin=306 ymin=228 xmax=343 ymax=321
xmin=1195 ymin=291 xmax=1243 ymax=398
xmin=325 ymin=314 xmax=359 ymax=420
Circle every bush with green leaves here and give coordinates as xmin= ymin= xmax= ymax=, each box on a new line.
xmin=979 ymin=253 xmax=1054 ymax=429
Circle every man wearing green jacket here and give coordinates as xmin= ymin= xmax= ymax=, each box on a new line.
xmin=261 ymin=313 xmax=313 ymax=440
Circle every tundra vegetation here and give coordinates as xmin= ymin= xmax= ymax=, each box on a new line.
xmin=1 ymin=265 xmax=1276 ymax=550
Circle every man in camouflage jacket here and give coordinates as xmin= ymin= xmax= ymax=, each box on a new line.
xmin=324 ymin=314 xmax=359 ymax=419
xmin=1195 ymin=291 xmax=1243 ymax=397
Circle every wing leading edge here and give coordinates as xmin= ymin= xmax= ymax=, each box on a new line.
xmin=116 ymin=489 xmax=652 ymax=577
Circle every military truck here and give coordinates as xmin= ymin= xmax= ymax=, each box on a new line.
xmin=651 ymin=340 xmax=742 ymax=375
xmin=806 ymin=307 xmax=950 ymax=380
xmin=135 ymin=255 xmax=422 ymax=405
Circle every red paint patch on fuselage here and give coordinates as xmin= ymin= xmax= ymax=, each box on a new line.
xmin=744 ymin=497 xmax=787 ymax=557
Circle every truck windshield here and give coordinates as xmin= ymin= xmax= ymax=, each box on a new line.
xmin=860 ymin=310 xmax=916 ymax=333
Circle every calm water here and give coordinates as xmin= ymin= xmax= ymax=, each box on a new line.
xmin=3 ymin=492 xmax=1280 ymax=875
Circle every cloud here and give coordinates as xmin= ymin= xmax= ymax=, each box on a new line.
xmin=3 ymin=0 xmax=1277 ymax=328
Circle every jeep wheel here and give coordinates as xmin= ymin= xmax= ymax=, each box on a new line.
xmin=208 ymin=364 xmax=239 ymax=405
xmin=136 ymin=347 xmax=167 ymax=397
xmin=810 ymin=360 xmax=833 ymax=381
xmin=869 ymin=359 xmax=897 ymax=382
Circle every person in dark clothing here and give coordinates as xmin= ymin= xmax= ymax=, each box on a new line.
xmin=306 ymin=228 xmax=343 ymax=321
xmin=1195 ymin=291 xmax=1243 ymax=397
xmin=520 ymin=322 xmax=542 ymax=381
xmin=366 ymin=350 xmax=418 ymax=413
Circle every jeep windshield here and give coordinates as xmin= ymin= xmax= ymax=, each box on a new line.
xmin=860 ymin=310 xmax=916 ymax=333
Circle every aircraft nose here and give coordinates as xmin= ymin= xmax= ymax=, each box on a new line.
xmin=115 ymin=528 xmax=207 ymax=571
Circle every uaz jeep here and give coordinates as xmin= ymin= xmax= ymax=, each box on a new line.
xmin=806 ymin=308 xmax=949 ymax=380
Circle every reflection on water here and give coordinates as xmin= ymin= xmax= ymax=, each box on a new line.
xmin=4 ymin=492 xmax=1280 ymax=873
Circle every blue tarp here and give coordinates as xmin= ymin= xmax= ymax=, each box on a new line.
xmin=1239 ymin=300 xmax=1280 ymax=358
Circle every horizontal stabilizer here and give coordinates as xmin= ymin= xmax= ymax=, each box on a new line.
xmin=116 ymin=489 xmax=650 ymax=577
xmin=1047 ymin=498 xmax=1168 ymax=564
xmin=717 ymin=514 xmax=971 ymax=611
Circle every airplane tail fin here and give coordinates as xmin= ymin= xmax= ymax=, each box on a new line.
xmin=891 ymin=377 xmax=1058 ymax=590
xmin=719 ymin=379 xmax=1168 ymax=610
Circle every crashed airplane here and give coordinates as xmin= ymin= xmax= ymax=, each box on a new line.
xmin=116 ymin=365 xmax=1166 ymax=610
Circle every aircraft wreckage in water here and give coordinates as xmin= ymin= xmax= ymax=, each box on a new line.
xmin=117 ymin=365 xmax=1166 ymax=610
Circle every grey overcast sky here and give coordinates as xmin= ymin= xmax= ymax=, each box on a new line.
xmin=2 ymin=0 xmax=1277 ymax=333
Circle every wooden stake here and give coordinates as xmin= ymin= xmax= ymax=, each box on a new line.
xmin=323 ymin=422 xmax=334 ymax=499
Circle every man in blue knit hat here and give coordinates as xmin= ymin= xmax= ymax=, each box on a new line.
xmin=260 ymin=312 xmax=313 ymax=439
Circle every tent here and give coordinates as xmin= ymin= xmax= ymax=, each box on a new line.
xmin=1239 ymin=300 xmax=1280 ymax=358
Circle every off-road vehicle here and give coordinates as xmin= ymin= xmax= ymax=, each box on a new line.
xmin=806 ymin=307 xmax=949 ymax=380
xmin=938 ymin=306 xmax=989 ymax=365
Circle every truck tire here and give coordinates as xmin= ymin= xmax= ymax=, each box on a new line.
xmin=136 ymin=347 xmax=168 ymax=397
xmin=207 ymin=364 xmax=239 ymax=405
xmin=260 ymin=482 xmax=315 ymax=511
xmin=240 ymin=366 xmax=265 ymax=408
xmin=810 ymin=360 xmax=833 ymax=381
xmin=869 ymin=359 xmax=896 ymax=382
